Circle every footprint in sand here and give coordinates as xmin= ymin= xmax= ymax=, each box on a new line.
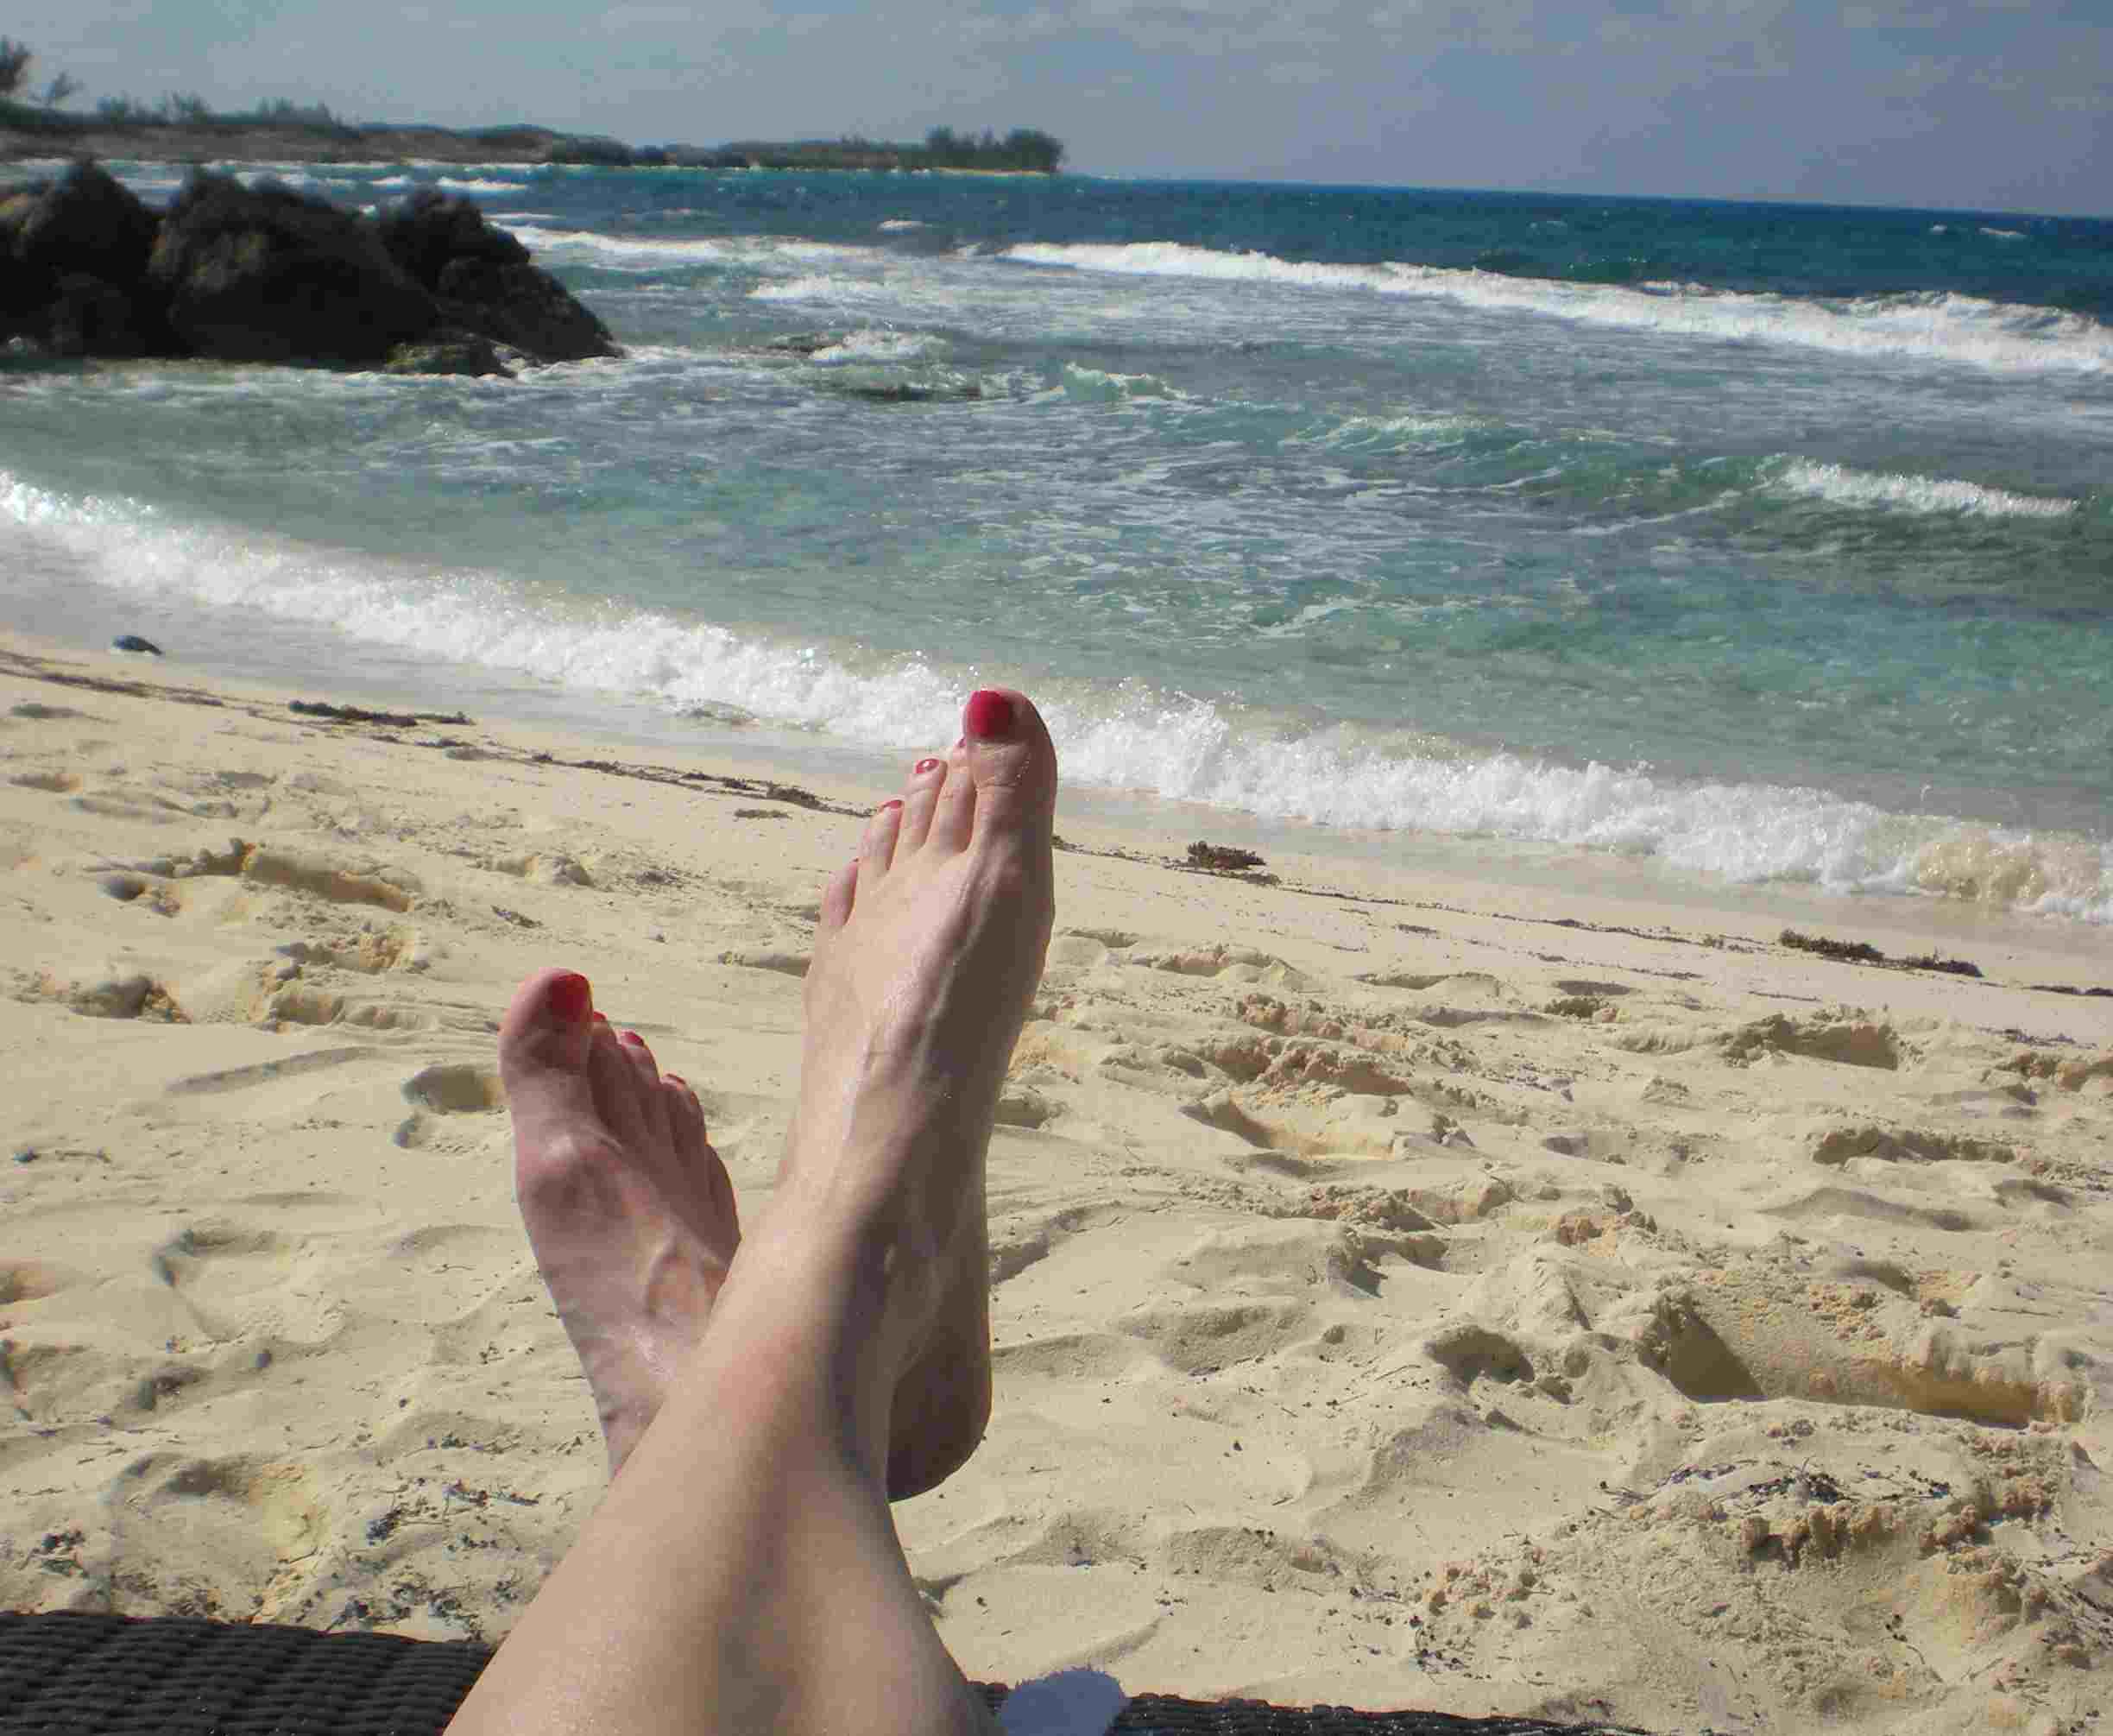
xmin=32 ymin=965 xmax=186 ymax=1021
xmin=716 ymin=949 xmax=810 ymax=977
xmin=1130 ymin=942 xmax=1312 ymax=988
xmin=9 ymin=769 xmax=83 ymax=793
xmin=99 ymin=841 xmax=423 ymax=913
xmin=110 ymin=1451 xmax=329 ymax=1620
xmin=1606 ymin=1272 xmax=2097 ymax=1426
xmin=396 ymin=1061 xmax=505 ymax=1148
xmin=487 ymin=850 xmax=594 ymax=887
xmin=37 ymin=954 xmax=435 ymax=1033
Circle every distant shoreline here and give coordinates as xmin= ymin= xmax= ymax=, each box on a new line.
xmin=0 ymin=117 xmax=1062 ymax=174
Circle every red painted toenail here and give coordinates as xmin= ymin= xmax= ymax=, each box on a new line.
xmin=665 ymin=1073 xmax=685 ymax=1087
xmin=880 ymin=798 xmax=904 ymax=811
xmin=913 ymin=757 xmax=943 ymax=774
xmin=592 ymin=1012 xmax=609 ymax=1023
xmin=548 ymin=972 xmax=592 ymax=1023
xmin=620 ymin=1029 xmax=646 ymax=1046
xmin=964 ymin=690 xmax=1014 ymax=739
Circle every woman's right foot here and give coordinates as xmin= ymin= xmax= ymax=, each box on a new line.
xmin=774 ymin=686 xmax=1056 ymax=1496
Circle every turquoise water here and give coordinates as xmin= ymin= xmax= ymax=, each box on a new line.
xmin=3 ymin=161 xmax=2110 ymax=919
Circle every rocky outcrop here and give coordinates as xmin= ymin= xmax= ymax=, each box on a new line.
xmin=0 ymin=161 xmax=167 ymax=356
xmin=437 ymin=256 xmax=617 ymax=363
xmin=9 ymin=159 xmax=159 ymax=287
xmin=383 ymin=331 xmax=514 ymax=378
xmin=378 ymin=191 xmax=616 ymax=364
xmin=375 ymin=188 xmax=532 ymax=287
xmin=44 ymin=273 xmax=149 ymax=357
xmin=0 ymin=161 xmax=619 ymax=370
xmin=149 ymin=173 xmax=437 ymax=364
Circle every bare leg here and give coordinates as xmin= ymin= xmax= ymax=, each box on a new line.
xmin=450 ymin=689 xmax=1054 ymax=1736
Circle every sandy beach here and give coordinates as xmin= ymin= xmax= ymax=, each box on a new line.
xmin=3 ymin=629 xmax=2111 ymax=1735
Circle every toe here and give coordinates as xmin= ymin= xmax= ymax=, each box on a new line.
xmin=959 ymin=687 xmax=1057 ymax=850
xmin=498 ymin=969 xmax=600 ymax=1135
xmin=586 ymin=1018 xmax=660 ymax=1153
xmin=925 ymin=737 xmax=979 ymax=855
xmin=662 ymin=1072 xmax=708 ymax=1156
xmin=897 ymin=755 xmax=947 ymax=853
xmin=623 ymin=1030 xmax=678 ymax=1152
xmin=662 ymin=1073 xmax=735 ymax=1230
xmin=860 ymin=797 xmax=905 ymax=876
xmin=819 ymin=857 xmax=858 ymax=931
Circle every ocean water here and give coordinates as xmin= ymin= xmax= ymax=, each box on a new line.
xmin=3 ymin=161 xmax=2110 ymax=923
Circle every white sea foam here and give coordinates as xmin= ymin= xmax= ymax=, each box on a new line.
xmin=231 ymin=168 xmax=328 ymax=192
xmin=1004 ymin=242 xmax=2113 ymax=377
xmin=4 ymin=469 xmax=2104 ymax=924
xmin=499 ymin=224 xmax=738 ymax=263
xmin=1053 ymin=699 xmax=2110 ymax=920
xmin=1772 ymin=459 xmax=2078 ymax=518
xmin=751 ymin=275 xmax=871 ymax=303
xmin=1981 ymin=226 xmax=2026 ymax=241
xmin=498 ymin=226 xmax=884 ymax=277
xmin=880 ymin=218 xmax=929 ymax=231
xmin=807 ymin=329 xmax=941 ymax=362
xmin=1058 ymin=363 xmax=1184 ymax=402
xmin=1288 ymin=411 xmax=1485 ymax=451
xmin=435 ymin=177 xmax=521 ymax=194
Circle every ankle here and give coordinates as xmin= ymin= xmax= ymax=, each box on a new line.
xmin=701 ymin=1218 xmax=930 ymax=1455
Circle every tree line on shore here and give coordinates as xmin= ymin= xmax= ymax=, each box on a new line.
xmin=0 ymin=38 xmax=1063 ymax=173
xmin=699 ymin=128 xmax=1063 ymax=174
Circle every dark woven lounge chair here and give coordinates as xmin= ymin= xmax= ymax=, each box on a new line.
xmin=0 ymin=1611 xmax=1652 ymax=1734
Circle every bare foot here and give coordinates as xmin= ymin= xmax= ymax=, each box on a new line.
xmin=500 ymin=970 xmax=739 ymax=1476
xmin=500 ymin=689 xmax=1056 ymax=1495
xmin=780 ymin=686 xmax=1056 ymax=1496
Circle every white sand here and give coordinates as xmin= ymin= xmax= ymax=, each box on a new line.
xmin=3 ymin=632 xmax=2111 ymax=1735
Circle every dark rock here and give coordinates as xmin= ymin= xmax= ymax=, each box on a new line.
xmin=5 ymin=161 xmax=160 ymax=297
xmin=111 ymin=634 xmax=163 ymax=655
xmin=377 ymin=191 xmax=615 ymax=363
xmin=149 ymin=172 xmax=438 ymax=365
xmin=433 ymin=256 xmax=620 ymax=363
xmin=767 ymin=332 xmax=846 ymax=357
xmin=0 ymin=196 xmax=41 ymax=325
xmin=0 ymin=160 xmax=620 ymax=370
xmin=43 ymin=275 xmax=150 ymax=358
xmin=375 ymin=191 xmax=528 ymax=293
xmin=384 ymin=331 xmax=516 ymax=378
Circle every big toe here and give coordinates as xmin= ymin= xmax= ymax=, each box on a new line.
xmin=498 ymin=968 xmax=599 ymax=1130
xmin=953 ymin=687 xmax=1058 ymax=849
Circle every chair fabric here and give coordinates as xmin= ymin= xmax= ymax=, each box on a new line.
xmin=0 ymin=1611 xmax=1649 ymax=1735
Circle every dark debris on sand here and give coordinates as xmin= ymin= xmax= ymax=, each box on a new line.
xmin=1780 ymin=928 xmax=1982 ymax=979
xmin=1188 ymin=841 xmax=1267 ymax=872
xmin=1183 ymin=841 xmax=1278 ymax=882
xmin=291 ymin=699 xmax=474 ymax=728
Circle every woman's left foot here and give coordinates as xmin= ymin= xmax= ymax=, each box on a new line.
xmin=500 ymin=968 xmax=740 ymax=1476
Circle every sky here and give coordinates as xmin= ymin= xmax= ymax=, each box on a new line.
xmin=9 ymin=0 xmax=2110 ymax=216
